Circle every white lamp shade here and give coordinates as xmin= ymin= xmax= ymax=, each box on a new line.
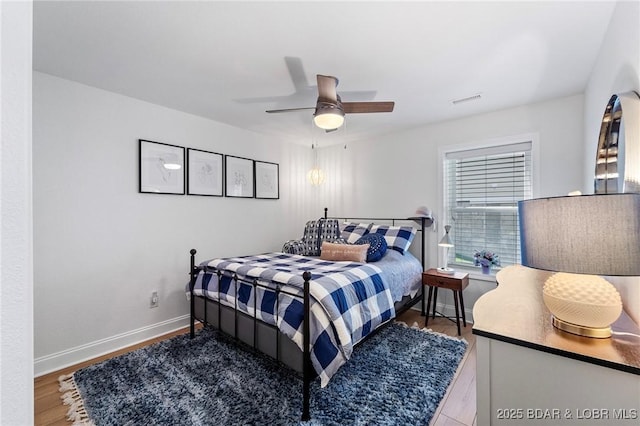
xmin=307 ymin=167 xmax=325 ymax=185
xmin=438 ymin=225 xmax=453 ymax=247
xmin=313 ymin=112 xmax=344 ymax=130
xmin=438 ymin=237 xmax=453 ymax=247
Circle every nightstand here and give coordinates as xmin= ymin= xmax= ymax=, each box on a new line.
xmin=422 ymin=268 xmax=469 ymax=335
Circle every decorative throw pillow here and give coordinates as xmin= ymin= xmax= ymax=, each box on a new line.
xmin=320 ymin=241 xmax=369 ymax=263
xmin=318 ymin=219 xmax=341 ymax=242
xmin=370 ymin=224 xmax=417 ymax=255
xmin=282 ymin=239 xmax=306 ymax=255
xmin=340 ymin=222 xmax=372 ymax=243
xmin=354 ymin=233 xmax=388 ymax=262
xmin=301 ymin=219 xmax=321 ymax=256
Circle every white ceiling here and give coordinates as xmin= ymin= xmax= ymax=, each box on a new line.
xmin=33 ymin=1 xmax=618 ymax=146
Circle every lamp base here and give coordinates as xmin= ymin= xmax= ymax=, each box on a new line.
xmin=551 ymin=316 xmax=612 ymax=339
xmin=437 ymin=267 xmax=455 ymax=275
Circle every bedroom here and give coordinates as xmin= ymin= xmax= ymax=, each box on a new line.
xmin=2 ymin=0 xmax=639 ymax=424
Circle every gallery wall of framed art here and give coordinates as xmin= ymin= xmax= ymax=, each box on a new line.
xmin=138 ymin=139 xmax=279 ymax=200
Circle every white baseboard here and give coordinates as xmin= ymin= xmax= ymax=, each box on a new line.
xmin=34 ymin=314 xmax=190 ymax=377
xmin=36 ymin=303 xmax=471 ymax=377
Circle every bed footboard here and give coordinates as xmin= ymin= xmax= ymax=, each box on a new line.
xmin=302 ymin=271 xmax=311 ymax=421
xmin=188 ymin=248 xmax=313 ymax=420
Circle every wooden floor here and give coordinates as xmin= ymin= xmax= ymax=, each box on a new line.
xmin=34 ymin=309 xmax=476 ymax=426
xmin=399 ymin=309 xmax=477 ymax=426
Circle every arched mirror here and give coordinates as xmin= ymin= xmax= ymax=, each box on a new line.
xmin=594 ymin=91 xmax=640 ymax=193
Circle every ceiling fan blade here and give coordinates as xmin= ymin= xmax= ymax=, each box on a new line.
xmin=284 ymin=56 xmax=310 ymax=92
xmin=317 ymin=75 xmax=339 ymax=102
xmin=343 ymin=101 xmax=395 ymax=114
xmin=265 ymin=107 xmax=315 ymax=113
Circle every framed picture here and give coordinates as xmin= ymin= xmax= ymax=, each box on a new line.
xmin=139 ymin=139 xmax=185 ymax=194
xmin=255 ymin=161 xmax=279 ymax=199
xmin=225 ymin=155 xmax=254 ymax=198
xmin=187 ymin=148 xmax=223 ymax=196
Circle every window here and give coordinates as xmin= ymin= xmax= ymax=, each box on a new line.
xmin=443 ymin=141 xmax=533 ymax=270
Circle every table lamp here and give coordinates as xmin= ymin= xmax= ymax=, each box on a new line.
xmin=437 ymin=225 xmax=455 ymax=275
xmin=518 ymin=193 xmax=640 ymax=338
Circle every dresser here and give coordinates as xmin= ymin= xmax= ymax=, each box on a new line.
xmin=473 ymin=265 xmax=640 ymax=426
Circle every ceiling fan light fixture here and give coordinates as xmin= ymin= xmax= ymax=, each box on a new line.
xmin=313 ymin=112 xmax=344 ymax=130
xmin=313 ymin=103 xmax=345 ymax=130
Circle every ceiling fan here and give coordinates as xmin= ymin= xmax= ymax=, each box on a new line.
xmin=266 ymin=74 xmax=395 ymax=131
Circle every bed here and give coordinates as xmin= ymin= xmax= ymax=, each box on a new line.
xmin=187 ymin=209 xmax=430 ymax=420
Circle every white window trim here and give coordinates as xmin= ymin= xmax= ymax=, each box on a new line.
xmin=436 ymin=133 xmax=540 ymax=277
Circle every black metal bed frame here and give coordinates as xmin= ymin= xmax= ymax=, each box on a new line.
xmin=187 ymin=208 xmax=428 ymax=421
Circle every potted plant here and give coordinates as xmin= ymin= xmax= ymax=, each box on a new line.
xmin=474 ymin=250 xmax=500 ymax=274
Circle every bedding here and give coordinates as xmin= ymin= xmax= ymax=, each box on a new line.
xmin=190 ymin=253 xmax=395 ymax=386
xmin=375 ymin=250 xmax=423 ymax=302
xmin=190 ymin=249 xmax=422 ymax=385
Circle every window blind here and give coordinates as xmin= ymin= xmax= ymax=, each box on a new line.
xmin=444 ymin=142 xmax=533 ymax=269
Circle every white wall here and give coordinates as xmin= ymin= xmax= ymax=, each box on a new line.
xmin=583 ymin=0 xmax=640 ymax=324
xmin=0 ymin=1 xmax=34 ymax=424
xmin=313 ymin=94 xmax=585 ymax=320
xmin=33 ymin=72 xmax=315 ymax=374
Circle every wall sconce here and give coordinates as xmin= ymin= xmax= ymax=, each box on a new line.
xmin=519 ymin=193 xmax=640 ymax=338
xmin=437 ymin=225 xmax=455 ymax=275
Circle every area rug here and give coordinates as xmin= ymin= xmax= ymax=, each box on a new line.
xmin=59 ymin=322 xmax=468 ymax=426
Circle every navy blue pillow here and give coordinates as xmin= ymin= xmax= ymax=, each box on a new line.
xmin=354 ymin=233 xmax=388 ymax=262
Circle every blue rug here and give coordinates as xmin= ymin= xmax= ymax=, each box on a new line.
xmin=59 ymin=322 xmax=468 ymax=425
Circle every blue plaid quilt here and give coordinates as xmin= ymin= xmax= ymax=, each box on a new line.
xmin=190 ymin=252 xmax=395 ymax=386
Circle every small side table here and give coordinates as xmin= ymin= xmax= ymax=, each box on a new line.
xmin=422 ymin=269 xmax=469 ymax=335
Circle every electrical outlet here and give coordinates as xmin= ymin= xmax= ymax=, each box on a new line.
xmin=150 ymin=291 xmax=159 ymax=308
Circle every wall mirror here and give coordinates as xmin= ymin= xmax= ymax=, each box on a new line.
xmin=594 ymin=91 xmax=640 ymax=193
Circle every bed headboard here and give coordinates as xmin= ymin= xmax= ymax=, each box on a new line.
xmin=323 ymin=207 xmax=432 ymax=271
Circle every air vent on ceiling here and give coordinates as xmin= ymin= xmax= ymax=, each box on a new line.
xmin=452 ymin=94 xmax=482 ymax=105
